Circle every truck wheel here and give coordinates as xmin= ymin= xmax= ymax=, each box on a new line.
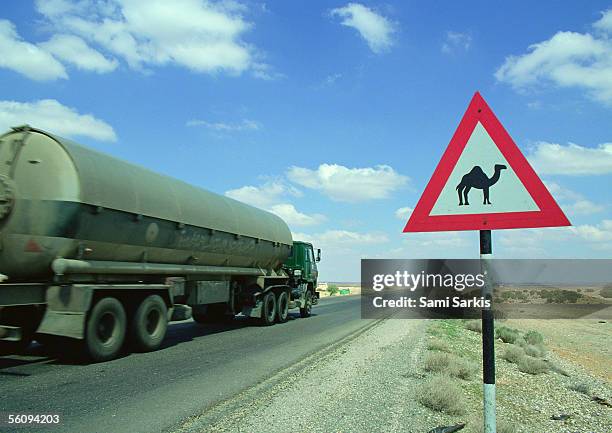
xmin=276 ymin=291 xmax=289 ymax=323
xmin=130 ymin=295 xmax=168 ymax=352
xmin=85 ymin=297 xmax=126 ymax=362
xmin=261 ymin=291 xmax=276 ymax=326
xmin=300 ymin=291 xmax=313 ymax=318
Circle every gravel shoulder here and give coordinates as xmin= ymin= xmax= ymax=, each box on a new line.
xmin=171 ymin=318 xmax=442 ymax=433
xmin=172 ymin=318 xmax=611 ymax=433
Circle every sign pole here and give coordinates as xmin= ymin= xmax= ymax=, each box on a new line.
xmin=479 ymin=230 xmax=496 ymax=433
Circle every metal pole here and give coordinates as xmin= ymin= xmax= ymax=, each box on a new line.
xmin=480 ymin=230 xmax=496 ymax=433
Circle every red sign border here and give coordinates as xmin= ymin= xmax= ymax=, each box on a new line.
xmin=403 ymin=92 xmax=570 ymax=232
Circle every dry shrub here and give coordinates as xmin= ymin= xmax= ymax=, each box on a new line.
xmin=524 ymin=330 xmax=544 ymax=345
xmin=465 ymin=320 xmax=482 ymax=333
xmin=523 ymin=344 xmax=546 ymax=358
xmin=451 ymin=359 xmax=478 ymax=380
xmin=423 ymin=352 xmax=453 ymax=373
xmin=416 ymin=375 xmax=464 ymax=415
xmin=427 ymin=338 xmax=451 ymax=353
xmin=549 ymin=363 xmax=571 ymax=377
xmin=600 ymin=286 xmax=612 ymax=298
xmin=424 ymin=352 xmax=477 ymax=380
xmin=496 ymin=326 xmax=520 ymax=344
xmin=568 ymin=381 xmax=591 ymax=395
xmin=518 ymin=356 xmax=549 ymax=374
xmin=502 ymin=345 xmax=525 ymax=364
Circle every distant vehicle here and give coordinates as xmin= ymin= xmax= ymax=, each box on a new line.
xmin=0 ymin=126 xmax=321 ymax=361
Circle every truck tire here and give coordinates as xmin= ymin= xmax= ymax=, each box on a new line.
xmin=300 ymin=291 xmax=313 ymax=318
xmin=85 ymin=297 xmax=127 ymax=362
xmin=276 ymin=290 xmax=289 ymax=323
xmin=261 ymin=291 xmax=276 ymax=326
xmin=130 ymin=295 xmax=168 ymax=352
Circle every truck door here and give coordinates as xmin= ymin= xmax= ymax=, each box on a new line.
xmin=307 ymin=246 xmax=318 ymax=281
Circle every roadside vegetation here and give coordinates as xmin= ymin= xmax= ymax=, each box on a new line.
xmin=568 ymin=381 xmax=592 ymax=396
xmin=600 ymin=285 xmax=612 ymax=298
xmin=417 ymin=319 xmax=611 ymax=432
xmin=464 ymin=320 xmax=482 ymax=333
xmin=416 ymin=374 xmax=464 ymax=415
xmin=326 ymin=284 xmax=339 ymax=296
xmin=493 ymin=287 xmax=612 ymax=304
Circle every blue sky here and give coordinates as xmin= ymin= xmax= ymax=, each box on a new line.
xmin=0 ymin=1 xmax=611 ymax=280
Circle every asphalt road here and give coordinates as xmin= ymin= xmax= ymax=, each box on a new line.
xmin=0 ymin=295 xmax=371 ymax=433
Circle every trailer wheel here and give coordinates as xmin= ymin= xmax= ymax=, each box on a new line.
xmin=300 ymin=290 xmax=313 ymax=318
xmin=130 ymin=295 xmax=168 ymax=352
xmin=276 ymin=291 xmax=289 ymax=323
xmin=261 ymin=291 xmax=276 ymax=326
xmin=85 ymin=297 xmax=126 ymax=362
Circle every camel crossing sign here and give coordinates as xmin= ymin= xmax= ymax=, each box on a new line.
xmin=404 ymin=92 xmax=570 ymax=232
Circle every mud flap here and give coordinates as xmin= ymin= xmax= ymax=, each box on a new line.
xmin=37 ymin=285 xmax=93 ymax=339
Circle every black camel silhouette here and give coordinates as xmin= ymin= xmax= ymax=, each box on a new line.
xmin=456 ymin=164 xmax=507 ymax=205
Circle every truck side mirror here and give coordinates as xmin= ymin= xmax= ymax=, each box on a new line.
xmin=316 ymin=248 xmax=321 ymax=262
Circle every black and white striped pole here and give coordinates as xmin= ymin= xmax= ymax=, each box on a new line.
xmin=480 ymin=230 xmax=496 ymax=433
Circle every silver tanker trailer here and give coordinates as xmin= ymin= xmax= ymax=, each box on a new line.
xmin=0 ymin=125 xmax=321 ymax=361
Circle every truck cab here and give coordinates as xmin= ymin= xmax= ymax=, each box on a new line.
xmin=283 ymin=241 xmax=320 ymax=289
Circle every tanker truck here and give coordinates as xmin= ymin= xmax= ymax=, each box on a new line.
xmin=0 ymin=125 xmax=321 ymax=361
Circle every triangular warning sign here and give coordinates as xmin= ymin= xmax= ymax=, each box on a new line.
xmin=404 ymin=92 xmax=570 ymax=232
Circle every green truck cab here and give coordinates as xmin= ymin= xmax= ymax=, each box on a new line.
xmin=283 ymin=241 xmax=321 ymax=302
xmin=284 ymin=241 xmax=320 ymax=286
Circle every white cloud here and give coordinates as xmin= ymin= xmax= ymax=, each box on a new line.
xmin=495 ymin=13 xmax=612 ymax=104
xmin=570 ymin=219 xmax=612 ymax=243
xmin=594 ymin=8 xmax=612 ymax=33
xmin=567 ymin=199 xmax=605 ymax=215
xmin=269 ymin=204 xmax=325 ymax=227
xmin=294 ymin=230 xmax=388 ymax=248
xmin=441 ymin=31 xmax=472 ymax=54
xmin=405 ymin=231 xmax=470 ymax=248
xmin=0 ymin=99 xmax=116 ymax=142
xmin=293 ymin=229 xmax=390 ymax=281
xmin=225 ymin=181 xmax=321 ymax=228
xmin=498 ymin=226 xmax=574 ymax=256
xmin=395 ymin=206 xmax=413 ymax=220
xmin=543 ymin=181 xmax=604 ymax=216
xmin=39 ymin=34 xmax=118 ymax=73
xmin=186 ymin=118 xmax=260 ymax=131
xmin=528 ymin=141 xmax=612 ymax=175
xmin=543 ymin=180 xmax=582 ymax=202
xmin=499 ymin=219 xmax=612 ymax=255
xmin=330 ymin=3 xmax=395 ymax=53
xmin=0 ymin=19 xmax=67 ymax=81
xmin=384 ymin=232 xmax=474 ymax=260
xmin=0 ymin=0 xmax=273 ymax=80
xmin=225 ymin=181 xmax=299 ymax=208
xmin=325 ymin=73 xmax=342 ymax=85
xmin=287 ymin=163 xmax=408 ymax=203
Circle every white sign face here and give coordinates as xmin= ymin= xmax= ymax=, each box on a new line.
xmin=430 ymin=122 xmax=539 ymax=216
